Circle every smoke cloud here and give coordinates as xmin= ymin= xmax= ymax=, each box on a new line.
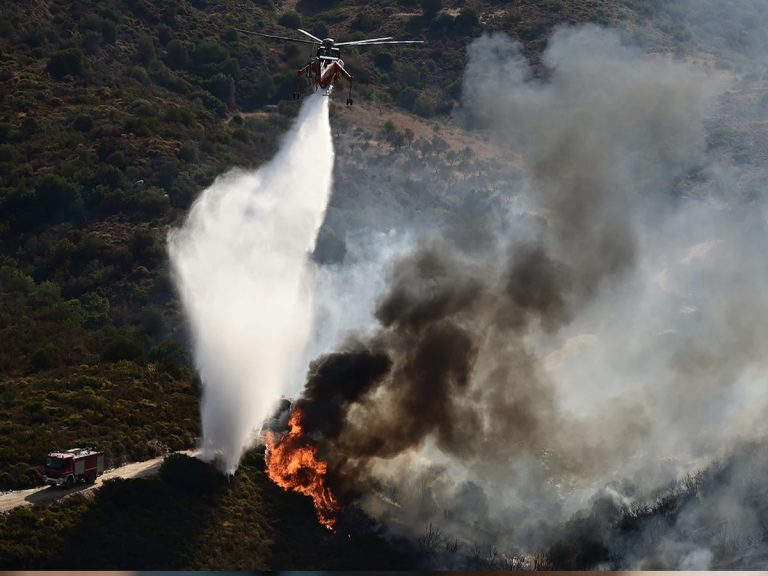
xmin=660 ymin=0 xmax=768 ymax=73
xmin=280 ymin=24 xmax=768 ymax=568
xmin=168 ymin=95 xmax=333 ymax=473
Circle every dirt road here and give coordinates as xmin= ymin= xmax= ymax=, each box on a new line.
xmin=0 ymin=450 xmax=198 ymax=513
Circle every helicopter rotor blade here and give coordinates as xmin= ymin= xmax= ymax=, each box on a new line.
xmin=335 ymin=37 xmax=393 ymax=46
xmin=337 ymin=40 xmax=425 ymax=46
xmin=234 ymin=28 xmax=315 ymax=44
xmin=297 ymin=28 xmax=323 ymax=43
xmin=337 ymin=61 xmax=352 ymax=78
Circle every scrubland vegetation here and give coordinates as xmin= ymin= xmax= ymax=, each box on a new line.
xmin=2 ymin=0 xmax=767 ymax=569
xmin=0 ymin=452 xmax=413 ymax=569
xmin=0 ymin=0 xmax=604 ymax=488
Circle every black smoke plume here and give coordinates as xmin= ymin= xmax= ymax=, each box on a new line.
xmin=275 ymin=22 xmax=768 ymax=570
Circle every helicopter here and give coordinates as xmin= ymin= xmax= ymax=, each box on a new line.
xmin=235 ymin=27 xmax=424 ymax=105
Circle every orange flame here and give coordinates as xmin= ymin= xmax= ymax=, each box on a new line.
xmin=265 ymin=407 xmax=340 ymax=530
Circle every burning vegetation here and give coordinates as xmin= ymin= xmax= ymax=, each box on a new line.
xmin=265 ymin=407 xmax=340 ymax=530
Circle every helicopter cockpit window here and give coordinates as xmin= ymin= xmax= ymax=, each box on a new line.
xmin=331 ymin=48 xmax=340 ymax=58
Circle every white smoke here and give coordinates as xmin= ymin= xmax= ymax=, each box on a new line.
xmin=168 ymin=95 xmax=334 ymax=473
xmin=296 ymin=25 xmax=768 ymax=568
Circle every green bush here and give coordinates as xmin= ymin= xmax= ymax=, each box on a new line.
xmin=128 ymin=65 xmax=149 ymax=82
xmin=421 ymin=0 xmax=441 ymax=17
xmin=278 ymin=11 xmax=302 ymax=29
xmin=165 ymin=39 xmax=190 ymax=69
xmin=178 ymin=141 xmax=199 ymax=162
xmin=413 ymin=94 xmax=435 ymax=117
xmin=374 ymin=52 xmax=393 ymax=70
xmin=428 ymin=12 xmax=454 ymax=36
xmin=311 ymin=22 xmax=329 ymax=39
xmin=159 ymin=453 xmax=226 ymax=493
xmin=158 ymin=24 xmax=173 ymax=45
xmin=396 ymin=87 xmax=419 ymax=110
xmin=0 ymin=144 xmax=15 ymax=162
xmin=30 ymin=345 xmax=58 ymax=371
xmin=102 ymin=20 xmax=117 ymax=43
xmin=192 ymin=39 xmax=228 ymax=71
xmin=21 ymin=116 xmax=39 ymax=137
xmin=80 ymin=30 xmax=102 ymax=54
xmin=130 ymin=98 xmax=157 ymax=117
xmin=149 ymin=340 xmax=193 ymax=379
xmin=352 ymin=13 xmax=377 ymax=32
xmin=35 ymin=173 xmax=82 ymax=217
xmin=204 ymin=73 xmax=235 ymax=107
xmin=100 ymin=330 xmax=146 ymax=362
xmin=135 ymin=35 xmax=156 ymax=64
xmin=454 ymin=7 xmax=479 ymax=33
xmin=46 ymin=48 xmax=85 ymax=79
xmin=397 ymin=62 xmax=420 ymax=87
xmin=72 ymin=113 xmax=93 ymax=132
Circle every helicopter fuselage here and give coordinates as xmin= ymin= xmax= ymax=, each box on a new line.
xmin=243 ymin=27 xmax=424 ymax=106
xmin=312 ymin=57 xmax=344 ymax=89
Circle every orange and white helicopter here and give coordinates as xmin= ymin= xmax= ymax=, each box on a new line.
xmin=236 ymin=28 xmax=424 ymax=105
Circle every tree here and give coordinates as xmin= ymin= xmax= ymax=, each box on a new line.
xmin=311 ymin=22 xmax=329 ymax=39
xmin=454 ymin=7 xmax=479 ymax=33
xmin=101 ymin=20 xmax=117 ymax=44
xmin=158 ymin=24 xmax=173 ymax=45
xmin=20 ymin=116 xmax=39 ymax=137
xmin=428 ymin=12 xmax=454 ymax=36
xmin=46 ymin=48 xmax=85 ymax=79
xmin=194 ymin=38 xmax=228 ymax=64
xmin=165 ymin=39 xmax=189 ymax=69
xmin=398 ymin=62 xmax=421 ymax=87
xmin=431 ymin=135 xmax=449 ymax=155
xmin=417 ymin=522 xmax=442 ymax=557
xmin=396 ymin=87 xmax=419 ymax=110
xmin=374 ymin=51 xmax=393 ymax=70
xmin=352 ymin=12 xmax=376 ymax=32
xmin=278 ymin=11 xmax=302 ymax=29
xmin=72 ymin=113 xmax=93 ymax=132
xmin=135 ymin=35 xmax=156 ymax=65
xmin=35 ymin=174 xmax=82 ymax=216
xmin=205 ymin=73 xmax=235 ymax=107
xmin=421 ymin=0 xmax=442 ymax=17
xmin=404 ymin=127 xmax=415 ymax=147
xmin=100 ymin=330 xmax=146 ymax=362
xmin=390 ymin=130 xmax=405 ymax=150
xmin=414 ymin=95 xmax=435 ymax=117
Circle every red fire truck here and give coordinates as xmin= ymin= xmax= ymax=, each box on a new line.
xmin=44 ymin=448 xmax=105 ymax=488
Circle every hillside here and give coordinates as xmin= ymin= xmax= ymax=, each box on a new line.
xmin=2 ymin=0 xmax=768 ymax=569
xmin=0 ymin=452 xmax=416 ymax=570
xmin=5 ymin=442 xmax=768 ymax=570
xmin=0 ymin=0 xmax=655 ymax=490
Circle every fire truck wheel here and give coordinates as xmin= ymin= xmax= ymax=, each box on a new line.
xmin=65 ymin=475 xmax=74 ymax=488
xmin=86 ymin=473 xmax=96 ymax=484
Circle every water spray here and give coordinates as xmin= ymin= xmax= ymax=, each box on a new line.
xmin=168 ymin=95 xmax=334 ymax=473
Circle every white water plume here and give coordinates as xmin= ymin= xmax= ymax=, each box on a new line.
xmin=168 ymin=95 xmax=333 ymax=473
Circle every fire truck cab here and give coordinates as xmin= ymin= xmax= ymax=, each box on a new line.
xmin=44 ymin=448 xmax=105 ymax=488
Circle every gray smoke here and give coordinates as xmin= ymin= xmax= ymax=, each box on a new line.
xmin=282 ymin=23 xmax=768 ymax=570
xmin=659 ymin=0 xmax=768 ymax=74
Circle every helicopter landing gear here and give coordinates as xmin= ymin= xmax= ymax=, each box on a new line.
xmin=345 ymin=77 xmax=353 ymax=106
